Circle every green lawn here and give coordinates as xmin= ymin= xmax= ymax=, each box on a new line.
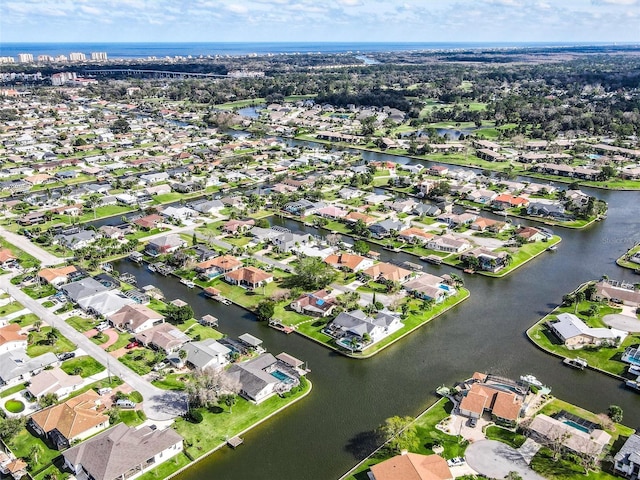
xmin=527 ymin=296 xmax=640 ymax=377
xmin=106 ymin=330 xmax=135 ymax=352
xmin=66 ymin=315 xmax=97 ymax=333
xmin=27 ymin=326 xmax=76 ymax=357
xmin=60 ymin=355 xmax=105 ymax=378
xmin=616 ymin=243 xmax=640 ymax=271
xmin=485 ymin=425 xmax=526 ymax=448
xmin=181 ymin=321 xmax=224 ymax=341
xmin=0 ymin=300 xmax=24 ymax=316
xmin=10 ymin=427 xmax=60 ymax=476
xmin=0 ymin=237 xmax=40 ymax=270
xmin=344 ymin=398 xmax=465 ymax=480
xmin=135 ymin=452 xmax=192 ymax=480
xmin=119 ymin=348 xmax=162 ymax=376
xmin=10 ymin=313 xmax=39 ymax=326
xmin=0 ymin=382 xmax=26 ymax=398
xmin=174 ymin=379 xmax=311 ymax=460
xmin=531 ymin=447 xmax=619 ymax=480
xmin=152 ymin=372 xmax=191 ymax=391
xmin=21 ymin=284 xmax=57 ymax=299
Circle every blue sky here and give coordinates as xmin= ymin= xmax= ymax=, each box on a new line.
xmin=1 ymin=0 xmax=639 ymax=43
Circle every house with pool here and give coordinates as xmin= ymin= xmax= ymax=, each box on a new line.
xmin=322 ymin=309 xmax=403 ymax=352
xmin=403 ymin=273 xmax=456 ymax=303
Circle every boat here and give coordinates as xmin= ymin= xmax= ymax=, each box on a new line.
xmin=269 ymin=319 xmax=295 ymax=334
xmin=180 ymin=278 xmax=195 ymax=288
xmin=463 ymin=268 xmax=475 ymax=274
xmin=120 ymin=273 xmax=137 ymax=285
xmin=435 ymin=385 xmax=451 ymax=397
xmin=147 ymin=263 xmax=157 ymax=273
xmin=102 ymin=263 xmax=113 ymax=272
xmin=624 ymin=379 xmax=640 ymax=392
xmin=629 ymin=365 xmax=640 ymax=376
xmin=128 ymin=252 xmax=143 ymax=263
xmin=421 ymin=255 xmax=443 ymax=265
xmin=563 ymin=357 xmax=588 ymax=370
xmin=519 ymin=374 xmax=543 ymax=387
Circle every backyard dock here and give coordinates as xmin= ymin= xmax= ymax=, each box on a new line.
xmin=227 ymin=436 xmax=244 ymax=448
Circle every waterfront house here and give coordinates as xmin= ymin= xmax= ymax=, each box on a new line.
xmin=459 ymin=382 xmax=523 ymax=426
xmin=54 ymin=229 xmax=97 ymax=251
xmin=614 ymin=433 xmax=640 ymax=479
xmin=144 ymin=234 xmax=186 ymax=256
xmin=398 ymin=227 xmax=435 ymax=245
xmin=369 ymin=219 xmax=407 ymax=239
xmin=222 ymin=218 xmax=255 ymax=234
xmin=403 ymin=273 xmax=455 ymax=303
xmin=326 ymin=310 xmax=403 ymax=348
xmin=224 ymin=266 xmax=273 ymax=290
xmin=528 ymin=414 xmax=611 ymax=458
xmin=527 ymin=201 xmax=568 ymax=220
xmin=549 ymin=312 xmax=627 ymax=348
xmin=29 ymin=390 xmax=109 ymax=450
xmin=344 ymin=211 xmax=377 ymax=225
xmin=62 ymin=423 xmax=184 ymax=480
xmin=369 ymin=453 xmax=453 ymax=480
xmin=492 ymin=194 xmax=529 ymax=210
xmin=290 ymin=290 xmax=336 ymax=317
xmin=108 ymin=304 xmax=165 ymax=334
xmin=426 ymin=234 xmax=471 ymax=253
xmin=182 ymin=339 xmax=231 ymax=370
xmin=515 ymin=226 xmax=546 ymax=242
xmin=160 ymin=205 xmax=198 ymax=222
xmin=593 ymin=280 xmax=640 ymax=306
xmin=460 ymin=247 xmax=509 ymax=273
xmin=272 ymin=231 xmax=312 ymax=253
xmin=466 ymin=189 xmax=498 ymax=204
xmin=133 ymin=213 xmax=164 ymax=230
xmin=195 ymin=255 xmax=242 ymax=278
xmin=78 ymin=290 xmax=135 ymax=317
xmin=61 ymin=277 xmax=109 ymax=304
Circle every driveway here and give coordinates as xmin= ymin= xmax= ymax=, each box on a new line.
xmin=465 ymin=440 xmax=545 ymax=480
xmin=0 ymin=276 xmax=187 ymax=421
xmin=603 ymin=311 xmax=640 ymax=333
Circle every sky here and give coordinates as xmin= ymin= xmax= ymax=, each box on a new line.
xmin=1 ymin=0 xmax=639 ymax=44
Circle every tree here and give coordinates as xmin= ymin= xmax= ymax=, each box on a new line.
xmin=0 ymin=416 xmax=26 ymax=444
xmin=353 ymin=240 xmax=370 ymax=256
xmin=219 ymin=393 xmax=237 ymax=414
xmin=165 ymin=304 xmax=193 ymax=324
xmin=110 ymin=117 xmax=130 ymax=134
xmin=178 ymin=349 xmax=188 ymax=361
xmin=38 ymin=393 xmax=59 ymax=409
xmin=186 ymin=367 xmax=241 ymax=410
xmin=378 ymin=416 xmax=419 ymax=454
xmin=584 ymin=283 xmax=597 ymax=301
xmin=607 ymin=405 xmax=623 ymax=423
xmin=46 ymin=328 xmax=59 ymax=345
xmin=574 ymin=290 xmax=585 ymax=314
xmin=288 ymin=256 xmax=337 ymax=290
xmin=255 ymin=300 xmax=275 ymax=322
xmin=29 ymin=444 xmax=42 ymax=465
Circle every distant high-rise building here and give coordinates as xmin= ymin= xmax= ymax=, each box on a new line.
xmin=51 ymin=72 xmax=78 ymax=86
xmin=0 ymin=57 xmax=15 ymax=64
xmin=54 ymin=55 xmax=68 ymax=62
xmin=69 ymin=52 xmax=86 ymax=62
xmin=91 ymin=52 xmax=108 ymax=61
xmin=17 ymin=53 xmax=34 ymax=63
xmin=37 ymin=55 xmax=55 ymax=62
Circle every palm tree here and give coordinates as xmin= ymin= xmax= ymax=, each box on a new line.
xmin=46 ymin=328 xmax=59 ymax=346
xmin=574 ymin=290 xmax=586 ymax=314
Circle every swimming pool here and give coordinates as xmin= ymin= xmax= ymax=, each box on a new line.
xmin=271 ymin=369 xmax=294 ymax=384
xmin=563 ymin=420 xmax=590 ymax=433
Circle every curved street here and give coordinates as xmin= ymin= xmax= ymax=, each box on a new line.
xmin=465 ymin=440 xmax=545 ymax=480
xmin=0 ymin=275 xmax=186 ymax=421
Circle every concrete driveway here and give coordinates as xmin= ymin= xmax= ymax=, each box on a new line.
xmin=0 ymin=276 xmax=187 ymax=421
xmin=465 ymin=440 xmax=545 ymax=480
xmin=603 ymin=312 xmax=640 ymax=333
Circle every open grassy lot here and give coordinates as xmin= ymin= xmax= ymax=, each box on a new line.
xmin=10 ymin=313 xmax=39 ymax=327
xmin=60 ymin=355 xmax=105 ymax=378
xmin=0 ymin=300 xmax=25 ymax=316
xmin=66 ymin=315 xmax=97 ymax=333
xmin=27 ymin=326 xmax=76 ymax=357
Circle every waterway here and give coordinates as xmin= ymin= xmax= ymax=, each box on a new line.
xmin=112 ymin=182 xmax=640 ymax=480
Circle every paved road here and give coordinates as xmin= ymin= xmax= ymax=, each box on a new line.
xmin=0 ymin=276 xmax=186 ymax=421
xmin=465 ymin=440 xmax=545 ymax=480
xmin=0 ymin=225 xmax=69 ymax=266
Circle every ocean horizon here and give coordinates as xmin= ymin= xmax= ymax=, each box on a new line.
xmin=0 ymin=41 xmax=622 ymax=60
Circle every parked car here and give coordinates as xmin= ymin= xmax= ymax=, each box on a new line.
xmin=447 ymin=457 xmax=465 ymax=467
xmin=97 ymin=387 xmax=112 ymax=396
xmin=153 ymin=362 xmax=167 ymax=371
xmin=96 ymin=322 xmax=110 ymax=332
xmin=57 ymin=352 xmax=75 ymax=361
xmin=125 ymin=341 xmax=141 ymax=349
xmin=115 ymin=399 xmax=136 ymax=409
xmin=468 ymin=417 xmax=477 ymax=428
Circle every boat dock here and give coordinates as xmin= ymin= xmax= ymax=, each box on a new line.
xmin=269 ymin=319 xmax=295 ymax=334
xmin=227 ymin=436 xmax=244 ymax=448
xmin=421 ymin=255 xmax=443 ymax=265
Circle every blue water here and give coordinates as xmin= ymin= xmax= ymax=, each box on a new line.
xmin=0 ymin=42 xmax=608 ymax=60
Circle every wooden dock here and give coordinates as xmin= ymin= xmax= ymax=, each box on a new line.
xmin=269 ymin=320 xmax=295 ymax=334
xmin=227 ymin=436 xmax=244 ymax=448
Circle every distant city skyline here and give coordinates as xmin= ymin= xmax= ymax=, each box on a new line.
xmin=1 ymin=0 xmax=639 ymax=44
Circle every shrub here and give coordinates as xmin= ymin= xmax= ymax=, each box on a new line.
xmin=187 ymin=409 xmax=203 ymax=424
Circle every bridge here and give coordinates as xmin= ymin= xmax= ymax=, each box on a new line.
xmin=85 ymin=69 xmax=227 ymax=79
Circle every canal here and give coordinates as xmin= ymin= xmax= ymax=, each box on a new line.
xmin=112 ymin=185 xmax=640 ymax=480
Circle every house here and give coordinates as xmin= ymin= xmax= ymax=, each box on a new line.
xmin=492 ymin=194 xmax=529 ymax=210
xmin=515 ymin=226 xmax=546 ymax=242
xmin=0 ymin=249 xmax=16 ymax=268
xmin=593 ymin=280 xmax=640 ymax=306
xmin=429 ymin=165 xmax=450 ymax=176
xmin=549 ymin=312 xmax=627 ymax=349
xmin=224 ymin=266 xmax=274 ymax=289
xmin=470 ymin=217 xmax=506 ymax=233
xmin=344 ymin=211 xmax=377 ymax=225
xmin=160 ymin=205 xmax=198 ymax=221
xmin=413 ymin=203 xmax=442 ymax=217
xmin=427 ymin=234 xmax=471 ymax=253
xmin=108 ymin=304 xmax=165 ymax=334
xmin=290 ymin=290 xmax=336 ymax=317
xmin=527 ymin=201 xmax=568 ymax=220
xmin=338 ymin=187 xmax=365 ymax=200
xmin=459 ymin=382 xmax=523 ymax=426
xmin=403 ymin=273 xmax=455 ymax=303
xmin=222 ymin=218 xmax=255 ymax=234
xmin=62 ymin=423 xmax=184 ymax=480
xmin=327 ymin=310 xmax=403 ymax=346
xmin=195 ymin=255 xmax=242 ymax=277
xmin=29 ymin=390 xmax=109 ymax=450
xmin=460 ymin=247 xmax=509 ymax=273
xmin=0 ymin=324 xmax=27 ymax=354
xmin=182 ymin=339 xmax=231 ymax=370
xmin=398 ymin=227 xmax=435 ymax=245
xmin=528 ymin=414 xmax=611 ymax=457
xmin=370 ymin=453 xmax=452 ymax=480
xmin=133 ymin=214 xmax=164 ymax=230
xmin=369 ymin=219 xmax=407 ymax=239
xmin=144 ymin=234 xmax=186 ymax=256
xmin=324 ymin=253 xmax=373 ymax=273
xmin=78 ymin=290 xmax=135 ymax=317
xmin=466 ymin=189 xmax=498 ymax=204
xmin=0 ymin=351 xmax=58 ymax=388
xmin=362 ymin=262 xmax=413 ymax=283
xmin=272 ymin=231 xmax=312 ymax=253
xmin=191 ymin=199 xmax=224 ymax=215
xmin=226 ymin=352 xmax=303 ymax=404
xmin=134 ymin=323 xmax=190 ymax=353
xmin=614 ymin=433 xmax=640 ymax=479
xmin=54 ymin=229 xmax=97 ymax=251
xmin=60 ymin=277 xmax=109 ymax=303
xmin=26 ymin=367 xmax=83 ymax=400
xmin=316 ymin=205 xmax=349 ymax=220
